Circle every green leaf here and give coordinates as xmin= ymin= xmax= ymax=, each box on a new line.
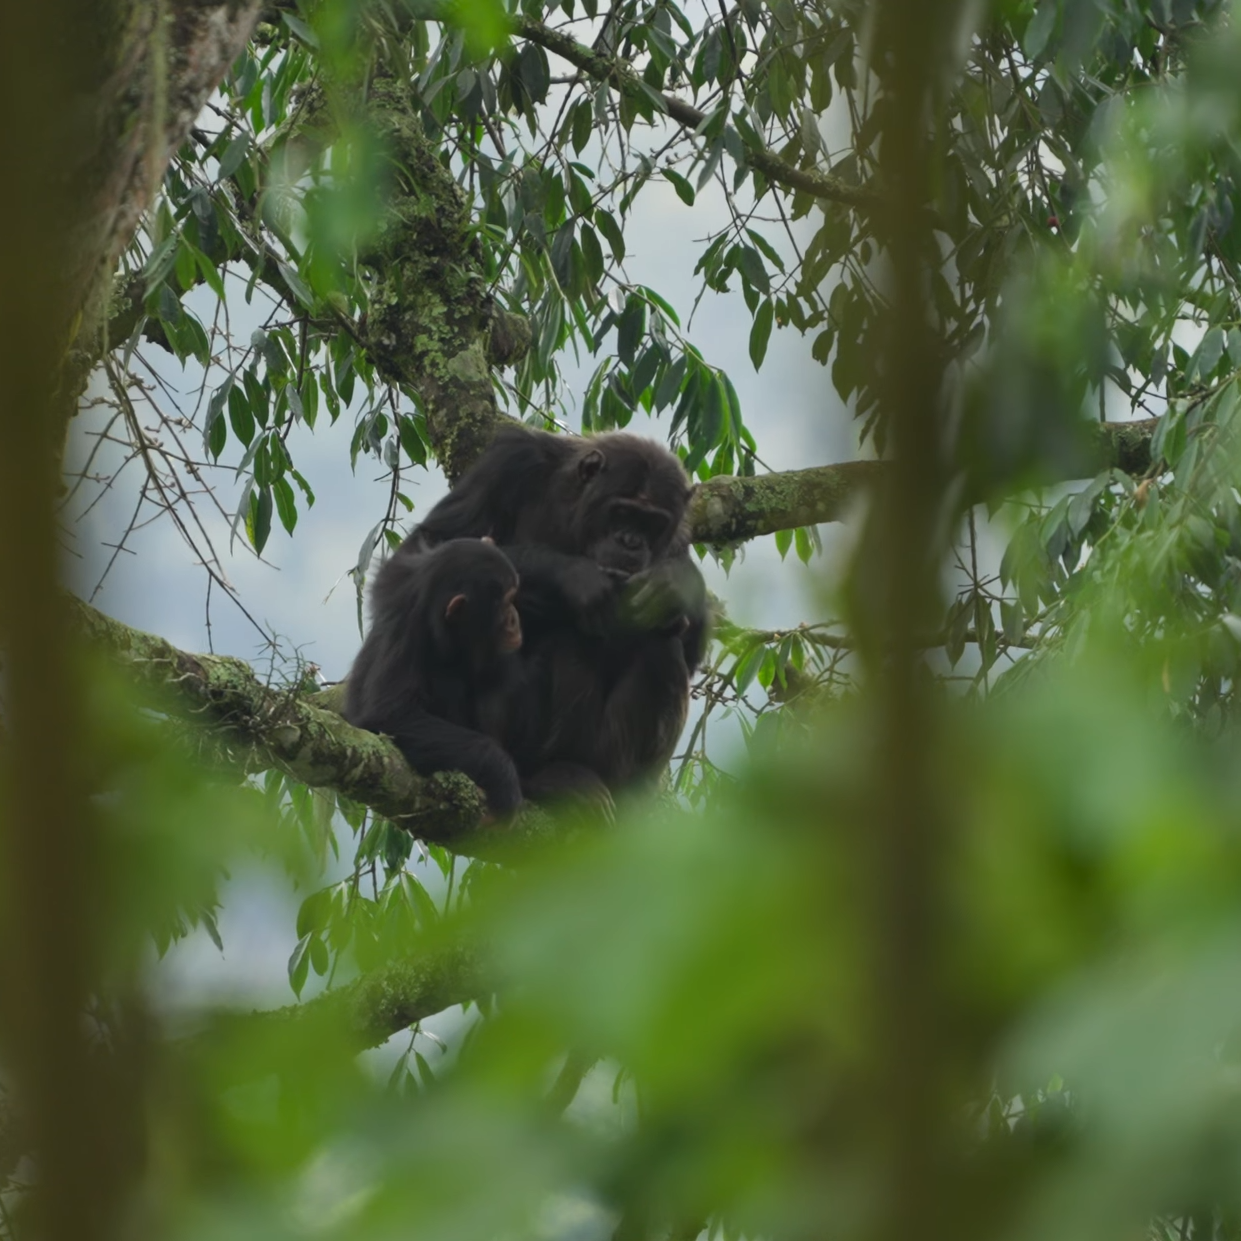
xmin=1194 ymin=327 xmax=1225 ymax=380
xmin=273 ymin=476 xmax=297 ymax=535
xmin=738 ymin=246 xmax=770 ymax=295
xmin=296 ymin=889 xmax=331 ymax=938
xmin=300 ymin=372 xmax=318 ymax=429
xmin=571 ymin=98 xmax=593 ymax=155
xmin=749 ymin=299 xmax=774 ymax=370
xmin=143 ymin=234 xmax=179 ymax=293
xmin=654 ymin=354 xmax=687 ymax=411
xmin=617 ymin=298 xmax=646 ymax=365
xmin=309 ymin=934 xmax=329 ymax=976
xmin=631 ymin=345 xmax=661 ymax=398
xmin=1023 ymin=0 xmax=1058 ymax=59
xmin=595 ymin=209 xmax=625 ymax=262
xmin=518 ymin=42 xmax=550 ymax=105
xmin=1000 ymin=598 xmax=1024 ymax=646
xmin=277 ymin=261 xmax=314 ymax=310
xmin=288 ymin=934 xmax=311 ymax=997
xmin=696 ymin=136 xmax=724 ymax=191
xmin=733 ymin=643 xmax=766 ymax=693
xmin=228 ymin=385 xmax=255 ymax=447
xmin=745 ymin=228 xmax=786 ymax=273
xmin=247 ymin=486 xmax=273 ymax=554
xmin=944 ymin=597 xmax=971 ymax=667
xmin=205 ymin=381 xmax=231 ymax=460
xmin=401 ymin=873 xmax=442 ymax=928
xmin=664 ymin=168 xmax=695 ymax=206
xmin=414 ymin=1050 xmax=435 ymax=1086
xmin=281 ymin=11 xmax=319 ymax=47
xmin=216 ymin=131 xmax=250 ymax=181
xmin=291 ymin=469 xmax=316 ymax=507
xmin=399 ymin=414 xmax=428 ymax=466
xmin=175 ymin=242 xmax=197 ymax=292
xmin=637 ymin=285 xmax=681 ymax=328
xmin=701 ymin=373 xmax=728 ymax=449
xmin=580 ymin=223 xmax=605 ymax=285
xmin=794 ymin=526 xmax=813 ymax=564
xmin=194 ymin=250 xmax=226 ymax=301
xmin=775 ymin=528 xmax=793 ymax=560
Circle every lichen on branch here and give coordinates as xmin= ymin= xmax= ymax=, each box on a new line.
xmin=68 ymin=597 xmax=552 ymax=859
xmin=687 ymin=418 xmax=1158 ymax=545
xmin=357 ymin=76 xmax=511 ymax=482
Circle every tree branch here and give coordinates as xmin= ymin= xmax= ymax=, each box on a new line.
xmin=514 ymin=19 xmax=878 ymax=210
xmin=68 ymin=597 xmax=556 ymax=860
xmin=232 ymin=944 xmax=487 ymax=1056
xmin=687 ymin=418 xmax=1158 ymax=544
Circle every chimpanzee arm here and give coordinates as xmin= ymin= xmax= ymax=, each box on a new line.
xmin=363 ymin=705 xmax=523 ymax=816
xmin=595 ymin=635 xmax=693 ymax=788
xmin=502 ymin=543 xmax=621 ymax=636
xmin=521 ymin=761 xmax=616 ymax=820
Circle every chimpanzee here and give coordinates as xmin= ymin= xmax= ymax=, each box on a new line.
xmin=405 ymin=425 xmax=708 ymax=799
xmin=343 ymin=538 xmax=525 ymax=816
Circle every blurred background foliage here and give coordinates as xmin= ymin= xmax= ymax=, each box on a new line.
xmin=14 ymin=0 xmax=1241 ymax=1240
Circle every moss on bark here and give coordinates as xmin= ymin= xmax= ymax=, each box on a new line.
xmin=359 ymin=77 xmax=506 ymax=481
xmin=69 ymin=597 xmax=554 ymax=859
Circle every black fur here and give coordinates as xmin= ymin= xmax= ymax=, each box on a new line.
xmin=409 ymin=425 xmax=708 ymax=798
xmin=344 ymin=538 xmax=524 ymax=816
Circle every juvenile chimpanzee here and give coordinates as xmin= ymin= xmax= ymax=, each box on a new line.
xmin=404 ymin=425 xmax=708 ymax=799
xmin=344 ymin=538 xmax=525 ymax=816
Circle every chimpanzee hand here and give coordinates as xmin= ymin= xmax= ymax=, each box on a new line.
xmin=619 ymin=559 xmax=704 ymax=634
xmin=559 ymin=558 xmax=626 ymax=635
xmin=522 ymin=762 xmax=616 ymax=823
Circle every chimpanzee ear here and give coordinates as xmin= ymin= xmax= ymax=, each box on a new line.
xmin=578 ymin=448 xmax=606 ymax=481
xmin=445 ymin=594 xmax=468 ymax=620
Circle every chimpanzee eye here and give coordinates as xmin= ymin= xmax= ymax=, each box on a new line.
xmin=617 ymin=530 xmax=644 ymax=551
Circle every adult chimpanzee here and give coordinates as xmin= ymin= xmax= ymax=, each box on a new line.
xmin=405 ymin=425 xmax=708 ymax=801
xmin=344 ymin=538 xmax=525 ymax=816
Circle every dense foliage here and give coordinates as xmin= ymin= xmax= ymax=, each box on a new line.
xmin=14 ymin=1 xmax=1241 ymax=1240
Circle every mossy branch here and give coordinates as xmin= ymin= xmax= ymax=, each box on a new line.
xmin=222 ymin=945 xmax=488 ymax=1059
xmin=68 ymin=597 xmax=555 ymax=860
xmin=687 ymin=419 xmax=1158 ymax=544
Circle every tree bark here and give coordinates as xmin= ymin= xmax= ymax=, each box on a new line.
xmin=54 ymin=0 xmax=266 ymax=444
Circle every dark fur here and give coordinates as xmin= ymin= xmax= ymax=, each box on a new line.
xmin=409 ymin=425 xmax=708 ymax=797
xmin=344 ymin=538 xmax=524 ymax=815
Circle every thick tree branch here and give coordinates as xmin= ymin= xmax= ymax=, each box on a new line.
xmin=68 ymin=597 xmax=556 ymax=860
xmin=687 ymin=418 xmax=1158 ymax=544
xmin=349 ymin=77 xmax=519 ymax=481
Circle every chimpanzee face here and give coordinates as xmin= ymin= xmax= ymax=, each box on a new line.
xmin=439 ymin=540 xmax=522 ymax=665
xmin=494 ymin=586 xmax=522 ymax=651
xmin=447 ymin=581 xmax=521 ymax=655
xmin=587 ymin=498 xmax=673 ymax=577
xmin=574 ymin=441 xmax=690 ymax=577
